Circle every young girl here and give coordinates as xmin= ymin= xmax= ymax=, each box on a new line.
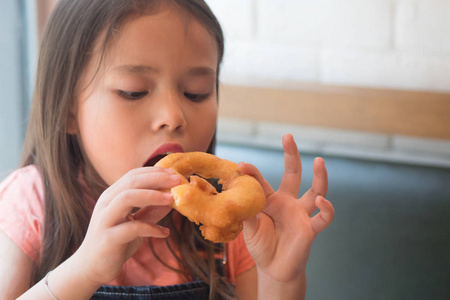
xmin=0 ymin=0 xmax=334 ymax=299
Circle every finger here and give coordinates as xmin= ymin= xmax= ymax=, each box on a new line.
xmin=99 ymin=169 xmax=182 ymax=207
xmin=239 ymin=162 xmax=275 ymax=198
xmin=104 ymin=189 xmax=173 ymax=226
xmin=111 ymin=220 xmax=170 ymax=244
xmin=133 ymin=205 xmax=172 ymax=224
xmin=312 ymin=157 xmax=328 ymax=196
xmin=278 ymin=133 xmax=302 ymax=197
xmin=311 ymin=196 xmax=334 ymax=235
xmin=301 ymin=157 xmax=329 ymax=215
xmin=116 ymin=168 xmax=182 ymax=192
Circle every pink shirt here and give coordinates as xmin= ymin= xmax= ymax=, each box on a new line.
xmin=0 ymin=165 xmax=255 ymax=285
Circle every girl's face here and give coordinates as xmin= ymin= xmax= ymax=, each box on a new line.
xmin=72 ymin=8 xmax=219 ymax=185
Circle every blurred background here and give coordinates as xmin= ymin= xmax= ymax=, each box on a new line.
xmin=1 ymin=0 xmax=449 ymax=299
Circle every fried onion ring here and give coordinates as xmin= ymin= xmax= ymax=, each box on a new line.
xmin=156 ymin=152 xmax=266 ymax=243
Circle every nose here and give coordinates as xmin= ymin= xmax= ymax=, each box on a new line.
xmin=151 ymin=89 xmax=187 ymax=132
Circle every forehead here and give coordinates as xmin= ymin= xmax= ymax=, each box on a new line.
xmin=103 ymin=8 xmax=218 ymax=70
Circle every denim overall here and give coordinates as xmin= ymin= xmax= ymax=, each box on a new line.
xmin=90 ymin=260 xmax=227 ymax=300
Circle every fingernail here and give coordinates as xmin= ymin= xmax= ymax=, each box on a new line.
xmin=160 ymin=226 xmax=170 ymax=236
xmin=169 ymin=175 xmax=181 ymax=183
xmin=163 ymin=192 xmax=174 ymax=201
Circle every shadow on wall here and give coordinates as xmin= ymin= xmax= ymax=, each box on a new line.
xmin=216 ymin=143 xmax=450 ymax=300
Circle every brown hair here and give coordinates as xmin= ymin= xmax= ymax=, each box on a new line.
xmin=21 ymin=0 xmax=231 ymax=298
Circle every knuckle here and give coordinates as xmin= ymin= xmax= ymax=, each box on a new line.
xmin=117 ymin=189 xmax=134 ymax=205
xmin=124 ymin=169 xmax=140 ymax=187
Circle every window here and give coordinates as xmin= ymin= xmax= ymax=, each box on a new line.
xmin=0 ymin=0 xmax=39 ymax=178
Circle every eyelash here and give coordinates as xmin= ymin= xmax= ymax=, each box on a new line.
xmin=118 ymin=90 xmax=148 ymax=100
xmin=117 ymin=90 xmax=211 ymax=102
xmin=184 ymin=92 xmax=211 ymax=102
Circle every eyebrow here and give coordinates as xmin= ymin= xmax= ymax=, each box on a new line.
xmin=113 ymin=65 xmax=158 ymax=74
xmin=186 ymin=67 xmax=216 ymax=77
xmin=113 ymin=64 xmax=216 ymax=77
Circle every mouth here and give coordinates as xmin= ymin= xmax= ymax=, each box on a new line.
xmin=143 ymin=152 xmax=174 ymax=167
xmin=143 ymin=144 xmax=184 ymax=167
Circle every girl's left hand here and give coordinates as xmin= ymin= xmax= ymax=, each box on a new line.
xmin=240 ymin=133 xmax=334 ymax=284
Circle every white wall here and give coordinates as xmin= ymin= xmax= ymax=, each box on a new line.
xmin=1 ymin=1 xmax=448 ymax=175
xmin=206 ymin=0 xmax=450 ymax=167
xmin=207 ymin=0 xmax=450 ymax=93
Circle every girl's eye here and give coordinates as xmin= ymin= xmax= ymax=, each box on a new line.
xmin=118 ymin=90 xmax=148 ymax=100
xmin=184 ymin=92 xmax=210 ymax=102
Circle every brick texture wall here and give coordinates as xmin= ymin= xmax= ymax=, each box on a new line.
xmin=206 ymin=0 xmax=450 ymax=167
xmin=207 ymin=0 xmax=450 ymax=92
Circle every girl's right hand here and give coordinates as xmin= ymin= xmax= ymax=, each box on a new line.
xmin=72 ymin=167 xmax=180 ymax=285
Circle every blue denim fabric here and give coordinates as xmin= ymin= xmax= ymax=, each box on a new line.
xmin=91 ymin=259 xmax=226 ymax=299
xmin=91 ymin=280 xmax=209 ymax=300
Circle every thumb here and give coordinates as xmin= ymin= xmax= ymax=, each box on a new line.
xmin=242 ymin=215 xmax=260 ymax=242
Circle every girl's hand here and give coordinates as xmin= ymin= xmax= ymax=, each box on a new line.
xmin=241 ymin=134 xmax=334 ymax=285
xmin=72 ymin=167 xmax=180 ymax=285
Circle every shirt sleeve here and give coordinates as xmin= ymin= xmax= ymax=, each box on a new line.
xmin=0 ymin=166 xmax=44 ymax=264
xmin=225 ymin=232 xmax=255 ymax=283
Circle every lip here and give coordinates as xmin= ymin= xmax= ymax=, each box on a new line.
xmin=143 ymin=143 xmax=184 ymax=167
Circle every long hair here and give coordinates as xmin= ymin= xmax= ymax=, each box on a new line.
xmin=20 ymin=0 xmax=230 ymax=298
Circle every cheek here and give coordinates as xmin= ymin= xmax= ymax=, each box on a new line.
xmin=77 ymin=100 xmax=104 ymax=148
xmin=192 ymin=102 xmax=218 ymax=150
xmin=77 ymin=97 xmax=114 ymax=143
xmin=77 ymin=100 xmax=109 ymax=162
xmin=76 ymin=98 xmax=132 ymax=184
